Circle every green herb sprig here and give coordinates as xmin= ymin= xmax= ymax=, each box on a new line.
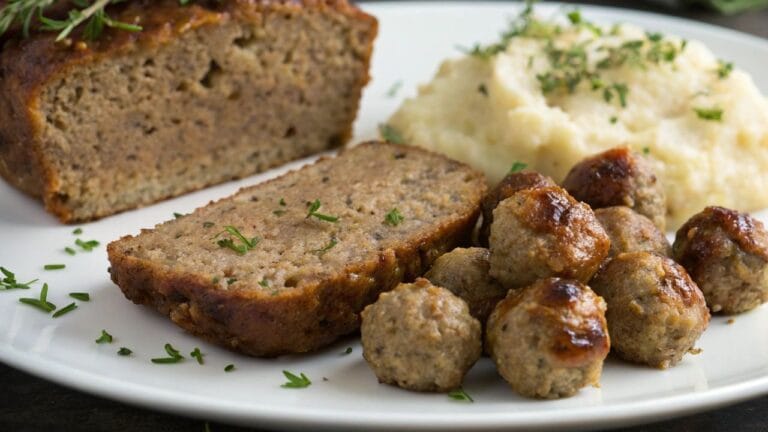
xmin=384 ymin=208 xmax=404 ymax=227
xmin=694 ymin=107 xmax=723 ymax=121
xmin=95 ymin=329 xmax=113 ymax=344
xmin=18 ymin=283 xmax=55 ymax=313
xmin=378 ymin=124 xmax=404 ymax=145
xmin=306 ymin=200 xmax=339 ymax=223
xmin=151 ymin=343 xmax=185 ymax=364
xmin=448 ymin=387 xmax=474 ymax=402
xmin=281 ymin=370 xmax=312 ymax=388
xmin=1 ymin=267 xmax=37 ymax=290
xmin=215 ymin=226 xmax=260 ymax=255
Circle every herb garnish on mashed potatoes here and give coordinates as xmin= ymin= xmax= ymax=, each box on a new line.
xmin=388 ymin=3 xmax=768 ymax=228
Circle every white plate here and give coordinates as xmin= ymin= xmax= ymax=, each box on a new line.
xmin=2 ymin=2 xmax=768 ymax=431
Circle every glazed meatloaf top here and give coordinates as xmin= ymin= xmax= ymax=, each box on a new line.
xmin=108 ymin=142 xmax=487 ymax=356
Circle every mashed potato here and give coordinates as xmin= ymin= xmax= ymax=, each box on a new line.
xmin=388 ymin=14 xmax=768 ymax=228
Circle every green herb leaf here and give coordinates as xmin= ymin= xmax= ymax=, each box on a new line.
xmin=95 ymin=329 xmax=113 ymax=344
xmin=342 ymin=347 xmax=353 ymax=355
xmin=386 ymin=80 xmax=403 ymax=98
xmin=694 ymin=107 xmax=723 ymax=121
xmin=281 ymin=370 xmax=312 ymax=388
xmin=72 ymin=228 xmax=83 ymax=235
xmin=509 ymin=161 xmax=528 ymax=173
xmin=117 ymin=347 xmax=133 ymax=356
xmin=190 ymin=347 xmax=204 ymax=365
xmin=173 ymin=212 xmax=185 ymax=219
xmin=279 ymin=198 xmax=287 ymax=206
xmin=306 ymin=199 xmax=339 ymax=223
xmin=313 ymin=238 xmax=338 ymax=255
xmin=69 ymin=292 xmax=90 ymax=301
xmin=215 ymin=226 xmax=260 ymax=255
xmin=19 ymin=283 xmax=55 ymax=313
xmin=203 ymin=221 xmax=215 ymax=228
xmin=384 ymin=208 xmax=405 ymax=227
xmin=225 ymin=364 xmax=235 ymax=372
xmin=378 ymin=123 xmax=404 ymax=145
xmin=477 ymin=83 xmax=488 ymax=96
xmin=44 ymin=264 xmax=65 ymax=271
xmin=642 ymin=147 xmax=651 ymax=155
xmin=448 ymin=387 xmax=474 ymax=402
xmin=717 ymin=60 xmax=733 ymax=79
xmin=151 ymin=343 xmax=185 ymax=364
xmin=258 ymin=279 xmax=269 ymax=287
xmin=52 ymin=302 xmax=77 ymax=318
xmin=64 ymin=247 xmax=76 ymax=256
xmin=75 ymin=238 xmax=100 ymax=252
xmin=0 ymin=267 xmax=37 ymax=290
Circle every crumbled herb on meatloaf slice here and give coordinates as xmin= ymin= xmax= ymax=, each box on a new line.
xmin=0 ymin=0 xmax=376 ymax=222
xmin=107 ymin=142 xmax=487 ymax=357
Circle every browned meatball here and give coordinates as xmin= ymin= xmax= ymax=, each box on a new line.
xmin=562 ymin=147 xmax=666 ymax=230
xmin=486 ymin=278 xmax=610 ymax=399
xmin=478 ymin=171 xmax=556 ymax=246
xmin=360 ymin=278 xmax=482 ymax=392
xmin=595 ymin=206 xmax=671 ymax=258
xmin=424 ymin=247 xmax=508 ymax=323
xmin=590 ymin=252 xmax=710 ymax=369
xmin=489 ymin=186 xmax=610 ymax=288
xmin=672 ymin=206 xmax=768 ymax=314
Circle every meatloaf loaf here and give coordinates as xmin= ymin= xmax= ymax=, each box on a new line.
xmin=107 ymin=142 xmax=487 ymax=357
xmin=0 ymin=0 xmax=376 ymax=223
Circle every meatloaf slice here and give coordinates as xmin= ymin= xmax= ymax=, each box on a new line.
xmin=0 ymin=0 xmax=376 ymax=223
xmin=107 ymin=142 xmax=487 ymax=357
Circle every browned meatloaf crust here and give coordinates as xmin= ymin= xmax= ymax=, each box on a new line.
xmin=107 ymin=142 xmax=487 ymax=357
xmin=0 ymin=0 xmax=376 ymax=223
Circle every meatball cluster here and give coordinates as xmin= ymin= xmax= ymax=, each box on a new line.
xmin=590 ymin=252 xmax=710 ymax=369
xmin=360 ymin=278 xmax=481 ymax=392
xmin=595 ymin=206 xmax=671 ymax=258
xmin=673 ymin=206 xmax=768 ymax=314
xmin=486 ymin=278 xmax=610 ymax=399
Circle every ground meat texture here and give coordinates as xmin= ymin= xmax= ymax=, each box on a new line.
xmin=590 ymin=252 xmax=710 ymax=369
xmin=360 ymin=278 xmax=482 ymax=392
xmin=488 ymin=186 xmax=610 ymax=289
xmin=486 ymin=278 xmax=610 ymax=399
xmin=672 ymin=206 xmax=768 ymax=314
xmin=562 ymin=147 xmax=667 ymax=230
xmin=595 ymin=206 xmax=671 ymax=258
xmin=424 ymin=247 xmax=508 ymax=323
xmin=478 ymin=172 xmax=556 ymax=246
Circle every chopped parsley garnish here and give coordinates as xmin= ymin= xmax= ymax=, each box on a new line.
xmin=117 ymin=347 xmax=133 ymax=356
xmin=448 ymin=387 xmax=474 ymax=402
xmin=694 ymin=107 xmax=723 ymax=121
xmin=64 ymin=247 xmax=76 ymax=256
xmin=72 ymin=228 xmax=83 ymax=235
xmin=642 ymin=147 xmax=651 ymax=155
xmin=190 ymin=347 xmax=204 ymax=365
xmin=225 ymin=364 xmax=235 ymax=372
xmin=151 ymin=343 xmax=185 ymax=364
xmin=384 ymin=208 xmax=405 ymax=226
xmin=609 ymin=116 xmax=618 ymax=124
xmin=386 ymin=80 xmax=403 ymax=97
xmin=75 ymin=239 xmax=100 ymax=252
xmin=313 ymin=238 xmax=338 ymax=255
xmin=44 ymin=264 xmax=65 ymax=271
xmin=342 ymin=347 xmax=353 ymax=355
xmin=273 ymin=209 xmax=286 ymax=216
xmin=279 ymin=198 xmax=287 ymax=206
xmin=477 ymin=83 xmax=488 ymax=96
xmin=226 ymin=278 xmax=237 ymax=285
xmin=509 ymin=161 xmax=528 ymax=173
xmin=281 ymin=370 xmax=312 ymax=388
xmin=173 ymin=212 xmax=186 ymax=219
xmin=717 ymin=60 xmax=733 ymax=79
xmin=52 ymin=302 xmax=77 ymax=318
xmin=0 ymin=267 xmax=37 ymax=290
xmin=69 ymin=292 xmax=90 ymax=301
xmin=306 ymin=200 xmax=339 ymax=223
xmin=378 ymin=123 xmax=405 ymax=144
xmin=215 ymin=226 xmax=260 ymax=255
xmin=18 ymin=283 xmax=55 ymax=313
xmin=258 ymin=279 xmax=269 ymax=287
xmin=95 ymin=329 xmax=113 ymax=344
xmin=203 ymin=221 xmax=215 ymax=228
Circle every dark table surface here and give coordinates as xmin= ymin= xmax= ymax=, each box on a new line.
xmin=3 ymin=2 xmax=768 ymax=431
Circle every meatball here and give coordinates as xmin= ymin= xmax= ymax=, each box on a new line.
xmin=562 ymin=147 xmax=666 ymax=230
xmin=478 ymin=171 xmax=556 ymax=246
xmin=590 ymin=252 xmax=710 ymax=369
xmin=360 ymin=278 xmax=482 ymax=392
xmin=424 ymin=247 xmax=508 ymax=323
xmin=486 ymin=277 xmax=610 ymax=399
xmin=595 ymin=206 xmax=671 ymax=258
xmin=672 ymin=206 xmax=768 ymax=314
xmin=489 ymin=185 xmax=610 ymax=288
